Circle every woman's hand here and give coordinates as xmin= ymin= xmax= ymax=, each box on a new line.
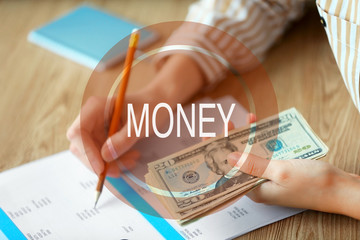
xmin=228 ymin=152 xmax=360 ymax=219
xmin=67 ymin=54 xmax=205 ymax=178
xmin=213 ymin=113 xmax=360 ymax=220
xmin=66 ymin=94 xmax=143 ymax=178
xmin=225 ymin=113 xmax=360 ymax=219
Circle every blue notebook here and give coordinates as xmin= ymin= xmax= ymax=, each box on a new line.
xmin=28 ymin=5 xmax=158 ymax=70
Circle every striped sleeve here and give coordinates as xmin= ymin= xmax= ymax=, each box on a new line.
xmin=316 ymin=0 xmax=360 ymax=112
xmin=155 ymin=0 xmax=304 ymax=85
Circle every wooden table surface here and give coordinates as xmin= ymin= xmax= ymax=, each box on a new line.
xmin=1 ymin=0 xmax=359 ymax=239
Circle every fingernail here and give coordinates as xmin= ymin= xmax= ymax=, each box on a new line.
xmin=227 ymin=152 xmax=242 ymax=166
xmin=248 ymin=113 xmax=257 ymax=124
xmin=105 ymin=138 xmax=118 ymax=161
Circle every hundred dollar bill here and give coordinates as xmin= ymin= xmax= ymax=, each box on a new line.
xmin=146 ymin=108 xmax=328 ymax=217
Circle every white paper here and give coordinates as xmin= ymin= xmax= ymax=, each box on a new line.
xmin=0 ymin=96 xmax=304 ymax=240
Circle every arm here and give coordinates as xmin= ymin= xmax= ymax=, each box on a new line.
xmin=68 ymin=0 xmax=305 ymax=176
xmin=156 ymin=0 xmax=305 ymax=85
xmin=316 ymin=0 xmax=360 ymax=112
xmin=100 ymin=54 xmax=206 ymax=162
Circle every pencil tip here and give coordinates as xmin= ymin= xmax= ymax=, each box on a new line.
xmin=94 ymin=191 xmax=101 ymax=209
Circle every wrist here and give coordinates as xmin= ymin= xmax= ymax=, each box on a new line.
xmin=336 ymin=174 xmax=360 ymax=219
xmin=145 ymin=54 xmax=205 ymax=108
xmin=328 ymin=171 xmax=360 ymax=219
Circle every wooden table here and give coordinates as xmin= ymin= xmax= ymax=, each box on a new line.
xmin=1 ymin=1 xmax=359 ymax=239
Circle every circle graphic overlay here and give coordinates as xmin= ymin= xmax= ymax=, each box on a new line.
xmin=80 ymin=21 xmax=279 ymax=220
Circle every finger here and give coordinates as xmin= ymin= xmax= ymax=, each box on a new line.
xmin=67 ymin=113 xmax=81 ymax=140
xmin=101 ymin=124 xmax=138 ymax=162
xmin=69 ymin=137 xmax=89 ymax=167
xmin=80 ymin=97 xmax=106 ymax=132
xmin=223 ymin=121 xmax=235 ymax=138
xmin=247 ymin=113 xmax=257 ymax=124
xmin=227 ymin=152 xmax=290 ymax=182
xmin=106 ymin=150 xmax=140 ymax=178
xmin=69 ymin=142 xmax=93 ymax=169
xmin=246 ymin=181 xmax=282 ymax=204
xmin=70 ymin=131 xmax=105 ymax=174
xmin=116 ymin=150 xmax=140 ymax=170
xmin=106 ymin=162 xmax=121 ymax=178
xmin=67 ymin=97 xmax=107 ymax=142
xmin=227 ymin=120 xmax=235 ymax=132
xmin=222 ymin=120 xmax=235 ymax=137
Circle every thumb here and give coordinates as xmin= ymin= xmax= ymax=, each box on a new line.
xmin=101 ymin=123 xmax=138 ymax=162
xmin=227 ymin=152 xmax=289 ymax=181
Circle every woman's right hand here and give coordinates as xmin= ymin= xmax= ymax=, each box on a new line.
xmin=66 ymin=93 xmax=144 ymax=178
xmin=66 ymin=54 xmax=205 ymax=178
xmin=66 ymin=89 xmax=178 ymax=177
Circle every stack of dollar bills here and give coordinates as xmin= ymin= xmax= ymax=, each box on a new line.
xmin=145 ymin=108 xmax=329 ymax=224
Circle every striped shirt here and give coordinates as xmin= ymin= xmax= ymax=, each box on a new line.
xmin=157 ymin=0 xmax=360 ymax=112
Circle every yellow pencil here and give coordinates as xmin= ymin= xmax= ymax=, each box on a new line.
xmin=94 ymin=29 xmax=140 ymax=208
